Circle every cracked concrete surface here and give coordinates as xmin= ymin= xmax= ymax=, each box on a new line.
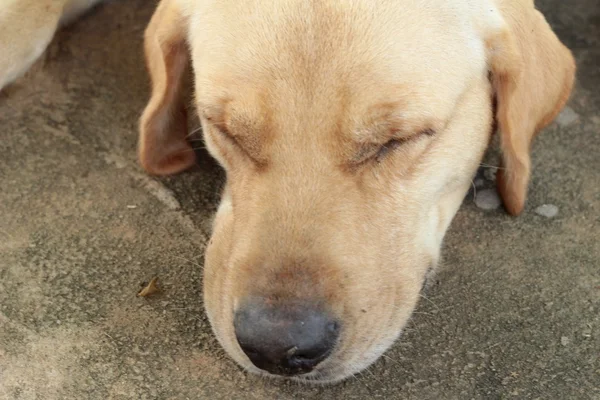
xmin=0 ymin=1 xmax=598 ymax=399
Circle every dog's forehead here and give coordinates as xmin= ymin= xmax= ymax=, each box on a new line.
xmin=189 ymin=0 xmax=488 ymax=129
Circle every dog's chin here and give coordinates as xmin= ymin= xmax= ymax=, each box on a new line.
xmin=239 ymin=360 xmax=377 ymax=385
xmin=249 ymin=368 xmax=342 ymax=385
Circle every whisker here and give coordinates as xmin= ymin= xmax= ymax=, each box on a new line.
xmin=470 ymin=179 xmax=477 ymax=200
xmin=363 ymin=365 xmax=385 ymax=387
xmin=479 ymin=162 xmax=506 ymax=170
xmin=170 ymin=254 xmax=204 ymax=270
xmin=410 ymin=311 xmax=435 ymax=317
xmin=186 ymin=125 xmax=203 ymax=138
xmin=356 ymin=371 xmax=374 ymax=393
xmin=381 ymin=353 xmax=400 ymax=365
xmin=419 ymin=293 xmax=440 ymax=310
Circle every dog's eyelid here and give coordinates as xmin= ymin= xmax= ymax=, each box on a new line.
xmin=384 ymin=127 xmax=436 ymax=145
xmin=202 ymin=113 xmax=235 ymax=138
xmin=370 ymin=127 xmax=436 ymax=163
xmin=200 ymin=105 xmax=233 ymax=134
xmin=377 ymin=124 xmax=436 ymax=143
xmin=419 ymin=127 xmax=436 ymax=136
xmin=205 ymin=117 xmax=267 ymax=167
xmin=396 ymin=126 xmax=436 ymax=139
xmin=214 ymin=124 xmax=244 ymax=152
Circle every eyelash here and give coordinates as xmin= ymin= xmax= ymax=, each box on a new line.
xmin=205 ymin=117 xmax=237 ymax=146
xmin=374 ymin=139 xmax=405 ymax=162
xmin=372 ymin=129 xmax=435 ymax=163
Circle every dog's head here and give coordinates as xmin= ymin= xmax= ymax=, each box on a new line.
xmin=139 ymin=0 xmax=574 ymax=383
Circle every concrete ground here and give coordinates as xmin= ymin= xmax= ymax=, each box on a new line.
xmin=0 ymin=0 xmax=598 ymax=399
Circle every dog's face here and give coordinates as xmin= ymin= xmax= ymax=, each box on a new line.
xmin=195 ymin=2 xmax=493 ymax=381
xmin=139 ymin=0 xmax=574 ymax=383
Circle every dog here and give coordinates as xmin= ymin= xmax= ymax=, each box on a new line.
xmin=1 ymin=0 xmax=575 ymax=383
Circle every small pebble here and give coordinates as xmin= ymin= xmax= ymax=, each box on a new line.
xmin=560 ymin=336 xmax=570 ymax=346
xmin=484 ymin=168 xmax=497 ymax=182
xmin=582 ymin=328 xmax=592 ymax=339
xmin=475 ymin=189 xmax=502 ymax=210
xmin=535 ymin=204 xmax=559 ymax=218
xmin=556 ymin=106 xmax=579 ymax=127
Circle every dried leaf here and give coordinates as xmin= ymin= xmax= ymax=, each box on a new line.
xmin=138 ymin=277 xmax=160 ymax=297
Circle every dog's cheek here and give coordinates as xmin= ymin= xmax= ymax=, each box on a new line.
xmin=334 ymin=274 xmax=423 ymax=379
xmin=211 ymin=187 xmax=232 ymax=231
xmin=203 ymin=190 xmax=238 ymax=353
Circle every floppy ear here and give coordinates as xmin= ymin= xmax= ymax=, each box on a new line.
xmin=139 ymin=0 xmax=196 ymax=176
xmin=488 ymin=0 xmax=575 ymax=215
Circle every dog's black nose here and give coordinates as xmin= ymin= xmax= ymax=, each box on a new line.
xmin=234 ymin=299 xmax=340 ymax=376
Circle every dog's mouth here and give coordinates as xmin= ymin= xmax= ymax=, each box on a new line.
xmin=244 ymin=351 xmax=343 ymax=384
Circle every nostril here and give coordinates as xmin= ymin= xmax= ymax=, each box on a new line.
xmin=286 ymin=346 xmax=315 ymax=362
xmin=283 ymin=346 xmax=319 ymax=369
xmin=287 ymin=354 xmax=316 ymax=368
xmin=327 ymin=321 xmax=340 ymax=334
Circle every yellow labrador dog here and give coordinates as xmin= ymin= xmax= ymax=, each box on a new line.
xmin=1 ymin=0 xmax=575 ymax=383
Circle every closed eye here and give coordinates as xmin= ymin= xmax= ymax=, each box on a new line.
xmin=203 ymin=116 xmax=267 ymax=166
xmin=357 ymin=128 xmax=436 ymax=165
xmin=374 ymin=138 xmax=405 ymax=162
xmin=376 ymin=128 xmax=435 ymax=162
